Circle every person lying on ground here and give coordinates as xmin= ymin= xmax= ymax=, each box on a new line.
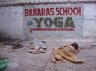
xmin=51 ymin=42 xmax=84 ymax=64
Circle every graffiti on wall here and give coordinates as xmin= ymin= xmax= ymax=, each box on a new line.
xmin=24 ymin=4 xmax=83 ymax=37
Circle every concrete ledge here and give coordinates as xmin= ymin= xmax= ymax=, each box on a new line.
xmin=32 ymin=37 xmax=96 ymax=43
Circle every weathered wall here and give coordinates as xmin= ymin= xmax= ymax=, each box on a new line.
xmin=0 ymin=6 xmax=25 ymax=40
xmin=24 ymin=4 xmax=83 ymax=39
xmin=83 ymin=3 xmax=96 ymax=38
xmin=0 ymin=3 xmax=96 ymax=42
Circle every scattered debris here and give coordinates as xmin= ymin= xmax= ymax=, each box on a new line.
xmin=12 ymin=43 xmax=23 ymax=49
xmin=27 ymin=45 xmax=47 ymax=54
xmin=29 ymin=41 xmax=34 ymax=44
xmin=41 ymin=41 xmax=47 ymax=43
xmin=4 ymin=38 xmax=22 ymax=45
xmin=38 ymin=46 xmax=47 ymax=53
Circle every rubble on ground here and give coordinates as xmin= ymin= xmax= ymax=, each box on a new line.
xmin=12 ymin=43 xmax=24 ymax=49
xmin=27 ymin=45 xmax=47 ymax=54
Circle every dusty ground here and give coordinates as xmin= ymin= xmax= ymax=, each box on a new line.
xmin=0 ymin=41 xmax=96 ymax=71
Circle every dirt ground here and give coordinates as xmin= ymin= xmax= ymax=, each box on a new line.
xmin=0 ymin=41 xmax=96 ymax=71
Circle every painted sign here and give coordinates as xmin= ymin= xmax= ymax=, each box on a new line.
xmin=23 ymin=4 xmax=83 ymax=37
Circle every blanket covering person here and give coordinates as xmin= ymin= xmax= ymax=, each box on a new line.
xmin=51 ymin=43 xmax=84 ymax=64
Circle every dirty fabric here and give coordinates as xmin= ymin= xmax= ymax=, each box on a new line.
xmin=52 ymin=45 xmax=83 ymax=63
